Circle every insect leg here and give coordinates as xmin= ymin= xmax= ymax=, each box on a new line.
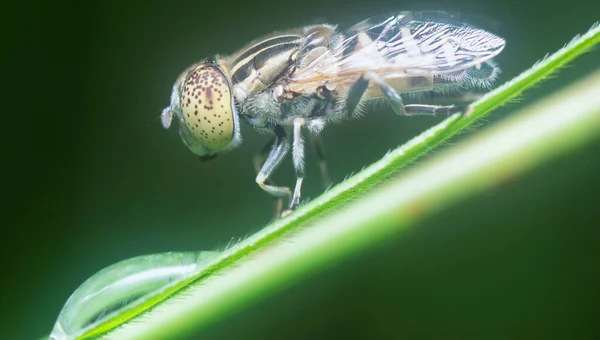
xmin=346 ymin=71 xmax=405 ymax=116
xmin=253 ymin=136 xmax=286 ymax=220
xmin=282 ymin=118 xmax=307 ymax=216
xmin=422 ymin=91 xmax=485 ymax=104
xmin=253 ymin=137 xmax=275 ymax=173
xmin=308 ymin=133 xmax=332 ymax=189
xmin=255 ymin=126 xmax=292 ymax=216
xmin=403 ymin=104 xmax=467 ymax=116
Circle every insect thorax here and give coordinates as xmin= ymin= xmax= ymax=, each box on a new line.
xmin=226 ymin=24 xmax=342 ymax=128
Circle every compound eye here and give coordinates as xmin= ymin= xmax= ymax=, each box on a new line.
xmin=180 ymin=65 xmax=235 ymax=151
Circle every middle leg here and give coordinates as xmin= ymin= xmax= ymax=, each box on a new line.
xmin=282 ymin=117 xmax=307 ymax=216
xmin=345 ymin=71 xmax=405 ymax=116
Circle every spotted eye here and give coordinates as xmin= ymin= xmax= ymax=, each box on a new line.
xmin=180 ymin=65 xmax=236 ymax=152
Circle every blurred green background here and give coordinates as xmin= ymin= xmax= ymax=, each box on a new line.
xmin=3 ymin=0 xmax=599 ymax=339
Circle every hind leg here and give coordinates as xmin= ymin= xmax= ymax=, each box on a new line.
xmin=346 ymin=71 xmax=468 ymax=117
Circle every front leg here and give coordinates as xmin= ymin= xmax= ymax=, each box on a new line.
xmin=253 ymin=136 xmax=285 ymax=220
xmin=255 ymin=126 xmax=292 ymax=213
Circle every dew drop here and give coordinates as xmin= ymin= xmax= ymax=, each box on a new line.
xmin=49 ymin=251 xmax=218 ymax=340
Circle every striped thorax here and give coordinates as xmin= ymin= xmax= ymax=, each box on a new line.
xmin=226 ymin=25 xmax=336 ymax=103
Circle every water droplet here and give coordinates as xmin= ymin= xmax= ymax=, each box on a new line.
xmin=50 ymin=251 xmax=218 ymax=340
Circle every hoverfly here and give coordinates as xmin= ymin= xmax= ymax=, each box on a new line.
xmin=161 ymin=11 xmax=505 ymax=218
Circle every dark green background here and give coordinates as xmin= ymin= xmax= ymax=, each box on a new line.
xmin=3 ymin=0 xmax=599 ymax=339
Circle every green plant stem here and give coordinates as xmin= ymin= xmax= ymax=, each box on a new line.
xmin=95 ymin=24 xmax=600 ymax=340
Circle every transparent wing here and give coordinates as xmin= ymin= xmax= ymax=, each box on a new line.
xmin=289 ymin=11 xmax=506 ymax=92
